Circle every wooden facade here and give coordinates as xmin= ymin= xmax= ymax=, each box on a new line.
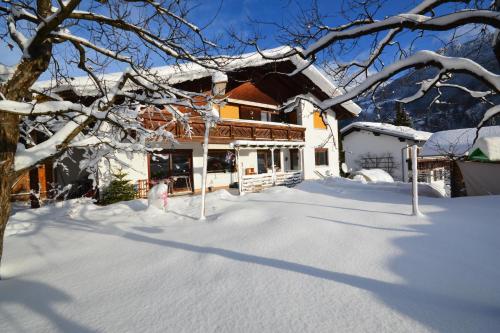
xmin=11 ymin=162 xmax=54 ymax=204
xmin=143 ymin=113 xmax=306 ymax=144
xmin=418 ymin=157 xmax=466 ymax=197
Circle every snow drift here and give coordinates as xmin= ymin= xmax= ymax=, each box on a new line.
xmin=1 ymin=180 xmax=499 ymax=332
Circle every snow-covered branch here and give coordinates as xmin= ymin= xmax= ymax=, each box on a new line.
xmin=318 ymin=50 xmax=500 ymax=110
xmin=0 ymin=0 xmax=229 ymax=180
xmin=302 ymin=10 xmax=500 ymax=58
xmin=0 ymin=100 xmax=87 ymax=115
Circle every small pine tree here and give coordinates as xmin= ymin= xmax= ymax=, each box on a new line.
xmin=101 ymin=171 xmax=137 ymax=205
xmin=393 ymin=103 xmax=413 ymax=127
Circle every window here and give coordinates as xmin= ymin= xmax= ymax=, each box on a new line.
xmin=289 ymin=149 xmax=300 ymax=170
xmin=260 ymin=111 xmax=269 ymax=122
xmin=433 ymin=168 xmax=444 ymax=181
xmin=418 ymin=171 xmax=431 ymax=183
xmin=239 ymin=106 xmax=260 ymax=121
xmin=207 ymin=150 xmax=236 ymax=173
xmin=257 ymin=150 xmax=281 ymax=174
xmin=315 ymin=148 xmax=329 ymax=166
xmin=149 ymin=150 xmax=193 ymax=192
xmin=286 ymin=110 xmax=298 ymax=125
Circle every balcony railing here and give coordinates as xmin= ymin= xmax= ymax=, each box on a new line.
xmin=143 ymin=116 xmax=305 ymax=143
xmin=241 ymin=171 xmax=303 ymax=193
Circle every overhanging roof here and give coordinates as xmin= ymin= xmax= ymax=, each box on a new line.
xmin=35 ymin=46 xmax=361 ymax=118
xmin=341 ymin=122 xmax=432 ymax=141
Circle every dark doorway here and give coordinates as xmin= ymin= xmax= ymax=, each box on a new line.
xmin=289 ymin=149 xmax=300 ymax=171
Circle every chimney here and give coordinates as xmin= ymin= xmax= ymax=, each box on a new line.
xmin=212 ymin=71 xmax=228 ymax=97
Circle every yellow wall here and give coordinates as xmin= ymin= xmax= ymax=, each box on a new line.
xmin=220 ymin=104 xmax=240 ymax=119
xmin=313 ymin=111 xmax=327 ymax=129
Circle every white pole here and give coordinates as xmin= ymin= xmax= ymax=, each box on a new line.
xmin=239 ymin=162 xmax=244 ymax=195
xmin=270 ymin=148 xmax=276 ymax=185
xmin=236 ymin=148 xmax=243 ymax=195
xmin=300 ymin=147 xmax=305 ymax=180
xmin=200 ymin=122 xmax=210 ymax=220
xmin=411 ymin=144 xmax=422 ymax=216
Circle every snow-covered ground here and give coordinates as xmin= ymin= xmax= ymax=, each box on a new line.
xmin=1 ymin=179 xmax=500 ymax=332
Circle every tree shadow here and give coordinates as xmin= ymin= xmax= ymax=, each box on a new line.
xmin=0 ymin=279 xmax=95 ymax=332
xmin=307 ymin=215 xmax=420 ymax=233
xmin=6 ymin=186 xmax=500 ymax=331
xmin=131 ymin=226 xmax=163 ymax=234
xmin=120 ymin=231 xmax=500 ymax=331
xmin=248 ymin=198 xmax=410 ymax=216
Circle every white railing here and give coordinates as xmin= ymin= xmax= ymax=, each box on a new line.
xmin=241 ymin=171 xmax=302 ymax=193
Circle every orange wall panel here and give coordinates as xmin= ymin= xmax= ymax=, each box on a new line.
xmin=220 ymin=104 xmax=240 ymax=119
xmin=313 ymin=111 xmax=327 ymax=129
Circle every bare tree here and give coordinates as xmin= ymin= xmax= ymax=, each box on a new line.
xmin=0 ymin=0 xmax=229 ymax=269
xmin=244 ymin=0 xmax=500 ymax=130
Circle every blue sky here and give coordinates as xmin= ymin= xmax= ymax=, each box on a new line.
xmin=0 ymin=1 xmax=481 ymax=76
xmin=190 ymin=0 xmax=422 ymax=49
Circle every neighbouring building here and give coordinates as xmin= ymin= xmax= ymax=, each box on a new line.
xmin=419 ymin=125 xmax=500 ymax=197
xmin=340 ymin=122 xmax=431 ymax=181
xmin=12 ymin=47 xmax=362 ymax=201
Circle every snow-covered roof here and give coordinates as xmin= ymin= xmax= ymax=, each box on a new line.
xmin=471 ymin=136 xmax=500 ymax=161
xmin=340 ymin=122 xmax=432 ymax=141
xmin=34 ymin=46 xmax=361 ymax=117
xmin=421 ymin=126 xmax=500 ymax=157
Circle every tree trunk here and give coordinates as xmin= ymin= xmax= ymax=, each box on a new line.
xmin=0 ymin=0 xmax=53 ymax=274
xmin=0 ymin=112 xmax=20 ymax=273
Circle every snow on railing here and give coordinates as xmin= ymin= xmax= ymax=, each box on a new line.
xmin=241 ymin=171 xmax=302 ymax=193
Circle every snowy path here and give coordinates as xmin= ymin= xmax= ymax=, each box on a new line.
xmin=1 ymin=179 xmax=500 ymax=332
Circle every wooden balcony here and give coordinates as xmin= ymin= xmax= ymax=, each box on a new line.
xmin=143 ymin=116 xmax=306 ymax=143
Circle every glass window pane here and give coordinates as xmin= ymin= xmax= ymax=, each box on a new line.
xmin=315 ymin=149 xmax=329 ymax=166
xmin=150 ymin=155 xmax=169 ymax=181
xmin=207 ymin=150 xmax=235 ymax=173
xmin=273 ymin=149 xmax=281 ymax=169
xmin=257 ymin=150 xmax=268 ymax=174
xmin=290 ymin=149 xmax=299 ymax=170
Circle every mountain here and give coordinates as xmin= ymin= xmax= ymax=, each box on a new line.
xmin=344 ymin=35 xmax=499 ymax=132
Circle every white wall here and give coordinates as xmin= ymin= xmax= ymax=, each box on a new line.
xmin=100 ymin=96 xmax=344 ymax=190
xmin=342 ymin=130 xmax=420 ymax=181
xmin=97 ymin=150 xmax=149 ymax=189
xmin=298 ymin=96 xmax=340 ymax=180
xmin=98 ymin=142 xmax=267 ymax=192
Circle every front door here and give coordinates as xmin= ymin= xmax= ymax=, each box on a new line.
xmin=149 ymin=150 xmax=193 ymax=193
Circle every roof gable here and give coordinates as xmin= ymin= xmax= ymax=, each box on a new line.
xmin=341 ymin=122 xmax=432 ymax=141
xmin=225 ymin=82 xmax=278 ymax=106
